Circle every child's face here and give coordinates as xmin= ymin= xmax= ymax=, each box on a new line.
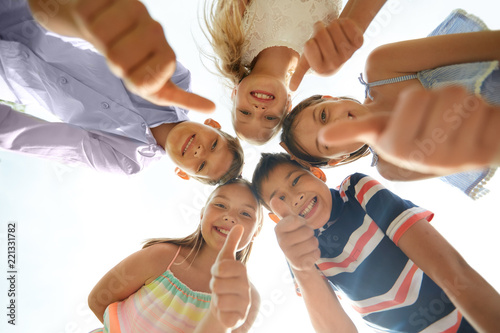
xmin=294 ymin=99 xmax=368 ymax=160
xmin=259 ymin=163 xmax=332 ymax=230
xmin=201 ymin=183 xmax=261 ymax=252
xmin=165 ymin=121 xmax=233 ymax=182
xmin=232 ymin=74 xmax=290 ymax=144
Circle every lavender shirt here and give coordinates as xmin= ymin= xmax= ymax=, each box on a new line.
xmin=0 ymin=0 xmax=190 ymax=174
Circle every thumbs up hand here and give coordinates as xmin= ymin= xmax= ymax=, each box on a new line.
xmin=210 ymin=225 xmax=251 ymax=329
xmin=270 ymin=198 xmax=320 ymax=272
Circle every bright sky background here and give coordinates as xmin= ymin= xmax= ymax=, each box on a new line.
xmin=0 ymin=0 xmax=499 ymax=332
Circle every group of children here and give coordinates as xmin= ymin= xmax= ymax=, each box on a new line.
xmin=1 ymin=0 xmax=499 ymax=332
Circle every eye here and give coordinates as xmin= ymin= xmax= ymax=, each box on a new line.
xmin=279 ymin=195 xmax=285 ymax=201
xmin=239 ymin=110 xmax=251 ymax=116
xmin=214 ymin=203 xmax=226 ymax=209
xmin=320 ymin=110 xmax=327 ymax=123
xmin=211 ymin=139 xmax=218 ymax=151
xmin=241 ymin=211 xmax=251 ymax=217
xmin=292 ymin=176 xmax=301 ymax=186
xmin=198 ymin=161 xmax=206 ymax=172
xmin=265 ymin=116 xmax=277 ymax=121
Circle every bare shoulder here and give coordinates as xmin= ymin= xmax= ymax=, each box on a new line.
xmin=141 ymin=243 xmax=180 ymax=284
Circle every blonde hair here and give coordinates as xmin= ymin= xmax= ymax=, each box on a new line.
xmin=204 ymin=0 xmax=251 ymax=87
xmin=143 ymin=178 xmax=263 ymax=265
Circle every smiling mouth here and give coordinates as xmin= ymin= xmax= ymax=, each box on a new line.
xmin=251 ymin=91 xmax=275 ymax=101
xmin=182 ymin=135 xmax=195 ymax=156
xmin=215 ymin=226 xmax=229 ymax=236
xmin=299 ymin=197 xmax=317 ymax=218
xmin=348 ymin=112 xmax=354 ymax=120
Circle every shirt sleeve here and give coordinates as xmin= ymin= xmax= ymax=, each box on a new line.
xmin=342 ymin=173 xmax=434 ymax=246
xmin=0 ymin=104 xmax=155 ymax=175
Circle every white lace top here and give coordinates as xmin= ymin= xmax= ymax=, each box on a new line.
xmin=241 ymin=0 xmax=342 ymax=66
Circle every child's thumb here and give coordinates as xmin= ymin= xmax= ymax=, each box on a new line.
xmin=289 ymin=55 xmax=310 ymax=92
xmin=217 ymin=225 xmax=244 ymax=262
xmin=269 ymin=197 xmax=295 ymax=221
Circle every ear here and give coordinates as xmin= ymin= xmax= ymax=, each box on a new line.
xmin=252 ymin=221 xmax=264 ymax=240
xmin=286 ymin=94 xmax=293 ymax=113
xmin=174 ymin=167 xmax=190 ymax=180
xmin=204 ymin=118 xmax=221 ymax=129
xmin=268 ymin=212 xmax=281 ymax=224
xmin=199 ymin=206 xmax=205 ymax=221
xmin=309 ymin=167 xmax=327 ymax=182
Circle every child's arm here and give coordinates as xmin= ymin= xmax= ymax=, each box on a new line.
xmin=270 ymin=199 xmax=357 ymax=332
xmin=28 ymin=0 xmax=215 ymax=113
xmin=195 ymin=226 xmax=259 ymax=333
xmin=339 ymin=0 xmax=388 ymax=32
xmin=88 ymin=244 xmax=175 ymax=322
xmin=398 ymin=219 xmax=500 ymax=332
xmin=320 ymin=86 xmax=500 ymax=177
xmin=366 ymin=30 xmax=500 ymax=80
xmin=289 ymin=0 xmax=386 ymax=91
xmin=0 ymin=105 xmax=148 ymax=175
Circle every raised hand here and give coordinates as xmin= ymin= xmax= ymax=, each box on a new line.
xmin=270 ymin=198 xmax=320 ymax=272
xmin=210 ymin=225 xmax=251 ymax=329
xmin=290 ymin=19 xmax=363 ymax=91
xmin=319 ymin=86 xmax=500 ymax=175
xmin=71 ymin=0 xmax=215 ymax=113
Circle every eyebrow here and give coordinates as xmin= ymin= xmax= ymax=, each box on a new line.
xmin=269 ymin=169 xmax=296 ymax=202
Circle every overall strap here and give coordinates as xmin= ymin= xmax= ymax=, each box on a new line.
xmin=359 ymin=73 xmax=418 ymax=100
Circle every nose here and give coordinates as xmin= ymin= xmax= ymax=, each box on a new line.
xmin=293 ymin=193 xmax=305 ymax=208
xmin=224 ymin=215 xmax=236 ymax=224
xmin=193 ymin=145 xmax=205 ymax=158
xmin=253 ymin=103 xmax=266 ymax=110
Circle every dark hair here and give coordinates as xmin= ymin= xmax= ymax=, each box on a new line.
xmin=192 ymin=130 xmax=245 ymax=186
xmin=144 ymin=178 xmax=263 ymax=265
xmin=281 ymin=95 xmax=370 ymax=168
xmin=252 ymin=152 xmax=306 ymax=210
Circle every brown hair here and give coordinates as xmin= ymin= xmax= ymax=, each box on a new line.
xmin=143 ymin=178 xmax=263 ymax=265
xmin=281 ymin=95 xmax=370 ymax=168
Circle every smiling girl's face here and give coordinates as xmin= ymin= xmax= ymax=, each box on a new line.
xmin=201 ymin=182 xmax=261 ymax=252
xmin=292 ymin=98 xmax=369 ymax=160
xmin=231 ymin=74 xmax=291 ymax=144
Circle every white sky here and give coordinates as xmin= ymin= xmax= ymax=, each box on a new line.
xmin=0 ymin=0 xmax=499 ymax=332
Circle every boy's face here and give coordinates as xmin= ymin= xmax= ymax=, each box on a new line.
xmin=294 ymin=99 xmax=367 ymax=160
xmin=165 ymin=121 xmax=232 ymax=182
xmin=260 ymin=163 xmax=332 ymax=230
xmin=232 ymin=74 xmax=290 ymax=144
xmin=201 ymin=182 xmax=260 ymax=252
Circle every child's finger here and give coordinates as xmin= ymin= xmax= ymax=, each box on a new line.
xmin=216 ymin=225 xmax=244 ymax=262
xmin=289 ymin=55 xmax=310 ymax=91
xmin=319 ymin=114 xmax=388 ymax=148
xmin=152 ymin=82 xmax=216 ymax=113
xmin=269 ymin=197 xmax=295 ymax=220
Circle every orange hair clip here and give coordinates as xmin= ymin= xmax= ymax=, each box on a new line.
xmin=174 ymin=167 xmax=190 ymax=180
xmin=268 ymin=213 xmax=281 ymax=224
xmin=204 ymin=118 xmax=221 ymax=129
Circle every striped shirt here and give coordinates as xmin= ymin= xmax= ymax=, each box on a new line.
xmin=314 ymin=173 xmax=473 ymax=332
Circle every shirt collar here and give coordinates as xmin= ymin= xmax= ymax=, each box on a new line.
xmin=315 ymin=188 xmax=342 ymax=237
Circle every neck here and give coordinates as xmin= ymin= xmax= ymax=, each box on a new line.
xmin=150 ymin=122 xmax=180 ymax=149
xmin=189 ymin=244 xmax=220 ymax=273
xmin=252 ymin=46 xmax=299 ymax=83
